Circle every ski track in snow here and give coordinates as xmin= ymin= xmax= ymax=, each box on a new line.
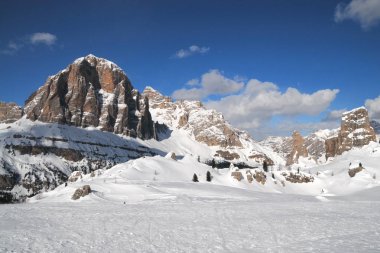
xmin=1 ymin=183 xmax=380 ymax=253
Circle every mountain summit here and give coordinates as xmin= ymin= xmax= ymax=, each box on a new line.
xmin=24 ymin=54 xmax=156 ymax=139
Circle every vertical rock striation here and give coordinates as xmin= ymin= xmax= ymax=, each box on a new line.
xmin=24 ymin=54 xmax=156 ymax=139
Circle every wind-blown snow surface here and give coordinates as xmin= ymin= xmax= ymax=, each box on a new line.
xmin=1 ymin=147 xmax=380 ymax=252
xmin=1 ymin=184 xmax=380 ymax=252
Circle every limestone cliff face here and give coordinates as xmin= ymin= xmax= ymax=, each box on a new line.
xmin=142 ymin=86 xmax=280 ymax=164
xmin=286 ymin=131 xmax=308 ymax=166
xmin=143 ymin=86 xmax=242 ymax=148
xmin=24 ymin=54 xmax=155 ymax=139
xmin=325 ymin=107 xmax=376 ymax=158
xmin=0 ymin=102 xmax=23 ymax=123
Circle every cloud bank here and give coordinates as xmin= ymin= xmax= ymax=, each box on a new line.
xmin=172 ymin=69 xmax=244 ymax=100
xmin=365 ymin=95 xmax=380 ymax=121
xmin=172 ymin=70 xmax=339 ymax=138
xmin=335 ymin=0 xmax=380 ymax=30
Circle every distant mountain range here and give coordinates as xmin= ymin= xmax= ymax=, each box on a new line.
xmin=0 ymin=55 xmax=378 ymax=202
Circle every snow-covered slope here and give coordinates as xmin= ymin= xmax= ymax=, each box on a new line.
xmin=0 ymin=117 xmax=160 ymax=202
xmin=32 ymin=138 xmax=380 ymax=205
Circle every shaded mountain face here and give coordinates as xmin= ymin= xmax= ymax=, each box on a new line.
xmin=326 ymin=107 xmax=377 ymax=159
xmin=370 ymin=120 xmax=380 ymax=135
xmin=24 ymin=54 xmax=155 ymax=140
xmin=0 ymin=102 xmax=23 ymax=123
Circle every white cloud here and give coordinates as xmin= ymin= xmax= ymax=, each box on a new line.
xmin=204 ymin=77 xmax=338 ymax=138
xmin=172 ymin=69 xmax=244 ymax=100
xmin=173 ymin=70 xmax=339 ymax=138
xmin=0 ymin=41 xmax=23 ymax=55
xmin=174 ymin=45 xmax=210 ymax=59
xmin=365 ymin=95 xmax=380 ymax=120
xmin=186 ymin=78 xmax=200 ymax=86
xmin=1 ymin=32 xmax=58 ymax=55
xmin=335 ymin=0 xmax=380 ymax=30
xmin=30 ymin=32 xmax=57 ymax=46
xmin=206 ymin=79 xmax=339 ymax=123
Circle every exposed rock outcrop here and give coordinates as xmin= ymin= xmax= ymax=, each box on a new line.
xmin=325 ymin=107 xmax=376 ymax=159
xmin=348 ymin=166 xmax=364 ymax=177
xmin=231 ymin=171 xmax=243 ymax=181
xmin=283 ymin=172 xmax=314 ymax=183
xmin=24 ymin=54 xmax=156 ymax=140
xmin=0 ymin=102 xmax=23 ymax=123
xmin=286 ymin=131 xmax=308 ymax=166
xmin=261 ymin=129 xmax=337 ymax=165
xmin=142 ymin=86 xmax=281 ymax=164
xmin=68 ymin=171 xmax=84 ymax=182
xmin=72 ymin=185 xmax=91 ymax=200
xmin=214 ymin=150 xmax=240 ymax=160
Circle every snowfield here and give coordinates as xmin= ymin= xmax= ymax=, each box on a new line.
xmin=1 ymin=183 xmax=380 ymax=252
xmin=1 ymin=149 xmax=380 ymax=252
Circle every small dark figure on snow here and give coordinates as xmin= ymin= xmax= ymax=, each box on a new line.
xmin=206 ymin=171 xmax=212 ymax=182
xmin=211 ymin=159 xmax=216 ymax=169
xmin=263 ymin=161 xmax=268 ymax=172
xmin=65 ymin=182 xmax=67 ymax=187
xmin=192 ymin=173 xmax=199 ymax=182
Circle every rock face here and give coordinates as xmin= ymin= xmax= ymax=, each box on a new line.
xmin=326 ymin=107 xmax=376 ymax=159
xmin=142 ymin=86 xmax=282 ymax=165
xmin=72 ymin=185 xmax=91 ymax=200
xmin=0 ymin=102 xmax=23 ymax=123
xmin=370 ymin=120 xmax=380 ymax=136
xmin=261 ymin=129 xmax=339 ymax=166
xmin=24 ymin=54 xmax=156 ymax=140
xmin=286 ymin=131 xmax=308 ymax=166
xmin=143 ymin=86 xmax=243 ymax=147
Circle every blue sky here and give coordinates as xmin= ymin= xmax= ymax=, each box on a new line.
xmin=1 ymin=0 xmax=380 ymax=139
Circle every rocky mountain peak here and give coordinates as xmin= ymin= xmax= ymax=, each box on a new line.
xmin=325 ymin=107 xmax=376 ymax=158
xmin=286 ymin=131 xmax=308 ymax=166
xmin=24 ymin=55 xmax=156 ymax=139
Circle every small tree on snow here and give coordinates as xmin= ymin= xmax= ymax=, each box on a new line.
xmin=211 ymin=159 xmax=216 ymax=169
xmin=206 ymin=171 xmax=212 ymax=182
xmin=192 ymin=173 xmax=199 ymax=182
xmin=263 ymin=161 xmax=268 ymax=172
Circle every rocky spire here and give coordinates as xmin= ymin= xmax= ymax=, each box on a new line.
xmin=325 ymin=107 xmax=376 ymax=158
xmin=24 ymin=54 xmax=156 ymax=140
xmin=286 ymin=131 xmax=308 ymax=166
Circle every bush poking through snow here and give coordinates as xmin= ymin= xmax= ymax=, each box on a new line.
xmin=263 ymin=161 xmax=268 ymax=172
xmin=72 ymin=185 xmax=91 ymax=200
xmin=192 ymin=173 xmax=199 ymax=182
xmin=206 ymin=171 xmax=212 ymax=182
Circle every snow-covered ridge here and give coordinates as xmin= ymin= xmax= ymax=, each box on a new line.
xmin=143 ymin=87 xmax=284 ymax=165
